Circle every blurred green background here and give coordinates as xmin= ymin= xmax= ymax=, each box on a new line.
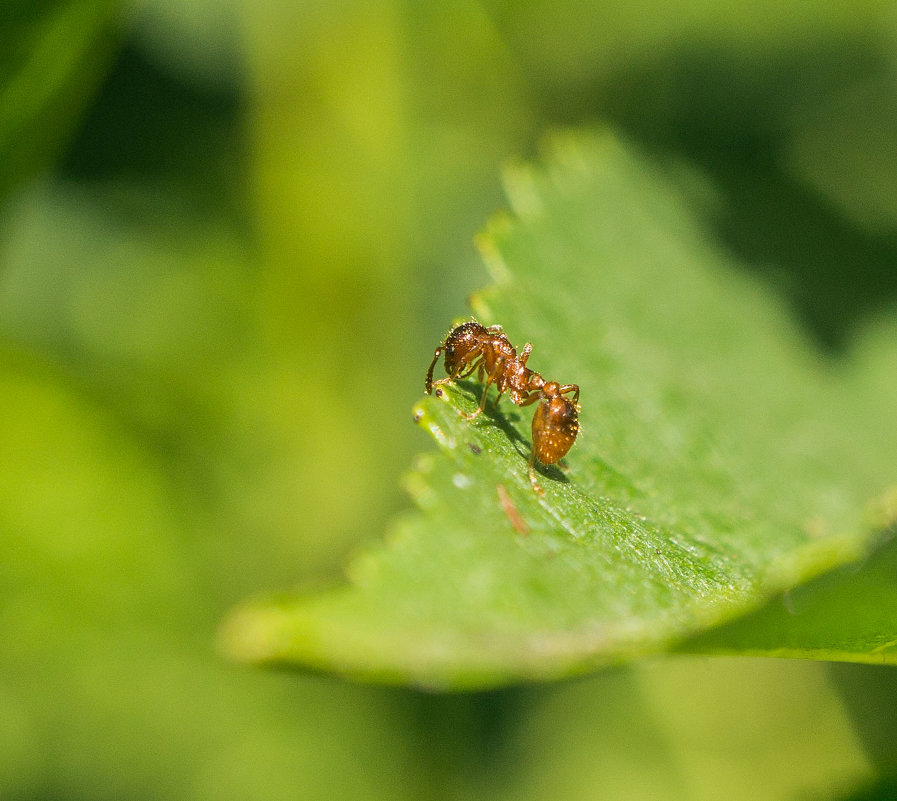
xmin=2 ymin=0 xmax=897 ymax=798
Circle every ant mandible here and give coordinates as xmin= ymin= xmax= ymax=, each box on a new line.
xmin=425 ymin=321 xmax=580 ymax=494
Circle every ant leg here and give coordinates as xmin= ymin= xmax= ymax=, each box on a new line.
xmin=462 ymin=358 xmax=504 ymax=420
xmin=425 ymin=347 xmax=443 ymax=394
xmin=557 ymin=383 xmax=580 ymax=403
xmin=515 ymin=391 xmax=541 ymax=407
xmin=518 ymin=343 xmax=533 ymax=365
xmin=462 ymin=379 xmax=492 ymax=420
xmin=528 ymin=447 xmax=544 ymax=495
xmin=427 ymin=347 xmax=484 ymax=394
xmin=455 ymin=360 xmax=480 ymax=381
xmin=430 ymin=366 xmax=473 ymax=394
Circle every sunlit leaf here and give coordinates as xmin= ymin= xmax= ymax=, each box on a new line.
xmin=222 ymin=131 xmax=897 ymax=689
xmin=683 ymin=485 xmax=897 ymax=662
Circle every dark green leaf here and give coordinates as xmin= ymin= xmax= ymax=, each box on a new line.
xmin=0 ymin=0 xmax=120 ymax=200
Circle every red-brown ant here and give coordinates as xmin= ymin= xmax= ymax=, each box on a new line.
xmin=425 ymin=321 xmax=580 ymax=494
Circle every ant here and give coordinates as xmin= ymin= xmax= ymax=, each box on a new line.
xmin=425 ymin=321 xmax=580 ymax=494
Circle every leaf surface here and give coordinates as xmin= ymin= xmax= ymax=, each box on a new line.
xmin=683 ymin=485 xmax=897 ymax=663
xmin=223 ymin=131 xmax=897 ymax=689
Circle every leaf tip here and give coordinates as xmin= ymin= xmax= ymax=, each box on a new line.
xmin=401 ymin=457 xmax=439 ymax=510
xmin=411 ymin=397 xmax=458 ymax=452
xmin=217 ymin=602 xmax=287 ymax=666
xmin=865 ymin=484 xmax=897 ymax=534
xmin=475 ymin=221 xmax=513 ymax=285
xmin=502 ymin=161 xmax=545 ymax=220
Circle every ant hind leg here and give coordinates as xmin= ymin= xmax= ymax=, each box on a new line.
xmin=528 ymin=447 xmax=545 ymax=495
xmin=557 ymin=383 xmax=580 ymax=403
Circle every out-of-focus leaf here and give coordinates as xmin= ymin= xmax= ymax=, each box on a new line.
xmin=0 ymin=186 xmax=427 ymax=801
xmin=222 ymin=131 xmax=896 ymax=689
xmin=0 ymin=0 xmax=120 ymax=200
xmin=491 ymin=658 xmax=872 ymax=801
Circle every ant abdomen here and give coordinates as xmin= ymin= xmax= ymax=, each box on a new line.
xmin=531 ymin=395 xmax=579 ymax=465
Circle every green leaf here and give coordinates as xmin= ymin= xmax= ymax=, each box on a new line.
xmin=0 ymin=0 xmax=120 ymax=200
xmin=222 ymin=130 xmax=897 ymax=689
xmin=682 ymin=486 xmax=897 ymax=662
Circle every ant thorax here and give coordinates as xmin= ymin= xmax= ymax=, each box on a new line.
xmin=506 ymin=361 xmax=543 ymax=405
xmin=481 ymin=335 xmax=515 ymax=379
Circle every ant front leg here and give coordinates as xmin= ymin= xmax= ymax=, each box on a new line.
xmin=462 ymin=358 xmax=505 ymax=420
xmin=511 ymin=390 xmax=541 ymax=407
xmin=455 ymin=360 xmax=481 ymax=382
xmin=425 ymin=347 xmax=443 ymax=394
xmin=426 ymin=345 xmax=484 ymax=394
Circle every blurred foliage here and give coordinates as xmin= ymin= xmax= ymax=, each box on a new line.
xmin=0 ymin=0 xmax=120 ymax=198
xmin=1 ymin=0 xmax=896 ymax=799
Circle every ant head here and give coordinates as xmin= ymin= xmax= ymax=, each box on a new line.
xmin=444 ymin=321 xmax=486 ymax=370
